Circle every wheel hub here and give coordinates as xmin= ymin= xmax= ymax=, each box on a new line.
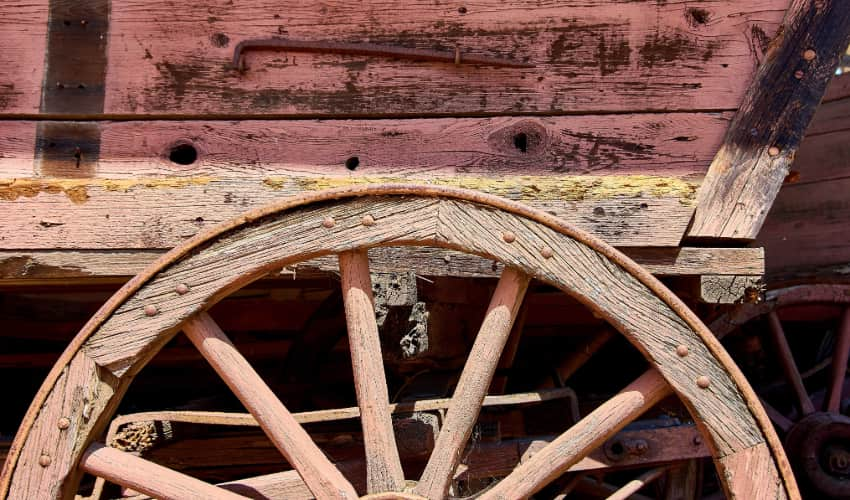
xmin=785 ymin=412 xmax=850 ymax=497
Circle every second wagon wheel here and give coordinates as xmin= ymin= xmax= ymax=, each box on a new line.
xmin=0 ymin=186 xmax=796 ymax=499
xmin=711 ymin=284 xmax=850 ymax=498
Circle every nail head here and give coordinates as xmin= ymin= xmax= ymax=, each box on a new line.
xmin=502 ymin=231 xmax=516 ymax=243
xmin=39 ymin=455 xmax=51 ymax=467
xmin=361 ymin=215 xmax=375 ymax=226
xmin=803 ymin=49 xmax=816 ymax=61
xmin=768 ymin=146 xmax=780 ymax=157
xmin=322 ymin=216 xmax=335 ymax=228
xmin=57 ymin=417 xmax=70 ymax=430
xmin=175 ymin=283 xmax=189 ymax=295
xmin=144 ymin=304 xmax=159 ymax=317
xmin=696 ymin=376 xmax=711 ymax=389
xmin=676 ymin=345 xmax=689 ymax=357
xmin=794 ymin=69 xmax=804 ymax=79
xmin=540 ymin=246 xmax=554 ymax=259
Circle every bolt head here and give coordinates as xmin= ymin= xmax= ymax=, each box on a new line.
xmin=502 ymin=231 xmax=516 ymax=243
xmin=175 ymin=283 xmax=190 ymax=295
xmin=38 ymin=455 xmax=51 ymax=467
xmin=540 ymin=246 xmax=554 ymax=259
xmin=803 ymin=49 xmax=817 ymax=61
xmin=693 ymin=435 xmax=703 ymax=446
xmin=57 ymin=417 xmax=70 ymax=430
xmin=794 ymin=69 xmax=805 ymax=79
xmin=676 ymin=345 xmax=689 ymax=357
xmin=322 ymin=216 xmax=335 ymax=228
xmin=696 ymin=376 xmax=711 ymax=389
xmin=361 ymin=215 xmax=375 ymax=226
xmin=768 ymin=146 xmax=781 ymax=157
xmin=143 ymin=304 xmax=159 ymax=317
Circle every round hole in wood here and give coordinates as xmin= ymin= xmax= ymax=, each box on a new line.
xmin=346 ymin=156 xmax=360 ymax=171
xmin=168 ymin=142 xmax=198 ymax=165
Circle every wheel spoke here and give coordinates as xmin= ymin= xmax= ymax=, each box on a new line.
xmin=415 ymin=267 xmax=531 ymax=499
xmin=183 ymin=313 xmax=357 ymax=499
xmin=479 ymin=369 xmax=672 ymax=499
xmin=766 ymin=311 xmax=815 ymax=415
xmin=606 ymin=466 xmax=668 ymax=500
xmin=80 ymin=442 xmax=247 ymax=500
xmin=339 ymin=250 xmax=405 ymax=493
xmin=827 ymin=307 xmax=850 ymax=413
xmin=759 ymin=397 xmax=794 ymax=432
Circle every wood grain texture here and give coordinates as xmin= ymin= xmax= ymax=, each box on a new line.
xmin=0 ymin=0 xmax=784 ymax=117
xmin=0 ymin=247 xmax=765 ymax=284
xmin=716 ymin=442 xmax=788 ymax=500
xmin=479 ymin=370 xmax=670 ymax=499
xmin=689 ymin=0 xmax=850 ymax=239
xmin=0 ymin=1 xmax=47 ymax=114
xmin=182 ymin=313 xmax=357 ymax=499
xmin=415 ymin=268 xmax=529 ymax=498
xmin=80 ymin=443 xmax=247 ymax=500
xmin=338 ymin=250 xmax=405 ymax=493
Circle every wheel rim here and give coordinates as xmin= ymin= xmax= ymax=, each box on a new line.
xmin=712 ymin=284 xmax=850 ymax=498
xmin=1 ymin=185 xmax=797 ymax=499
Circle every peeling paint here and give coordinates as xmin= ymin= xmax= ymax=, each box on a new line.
xmin=0 ymin=177 xmax=215 ymax=203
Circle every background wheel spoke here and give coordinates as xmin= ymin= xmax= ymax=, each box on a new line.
xmin=80 ymin=443 xmax=247 ymax=500
xmin=827 ymin=307 xmax=850 ymax=413
xmin=479 ymin=369 xmax=671 ymax=499
xmin=415 ymin=267 xmax=530 ymax=499
xmin=183 ymin=313 xmax=357 ymax=499
xmin=767 ymin=311 xmax=815 ymax=416
xmin=339 ymin=250 xmax=405 ymax=493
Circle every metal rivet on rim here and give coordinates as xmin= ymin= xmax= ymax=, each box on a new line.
xmin=540 ymin=246 xmax=554 ymax=259
xmin=676 ymin=345 xmax=689 ymax=357
xmin=57 ymin=417 xmax=70 ymax=430
xmin=175 ymin=283 xmax=189 ymax=295
xmin=144 ymin=304 xmax=159 ymax=317
xmin=361 ymin=215 xmax=375 ymax=226
xmin=696 ymin=376 xmax=711 ymax=389
xmin=794 ymin=69 xmax=804 ymax=79
xmin=502 ymin=231 xmax=516 ymax=243
xmin=768 ymin=146 xmax=780 ymax=157
xmin=39 ymin=455 xmax=51 ymax=467
xmin=803 ymin=49 xmax=817 ymax=61
xmin=322 ymin=216 xmax=335 ymax=228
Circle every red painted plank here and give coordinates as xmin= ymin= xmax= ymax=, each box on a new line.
xmin=0 ymin=1 xmax=48 ymax=114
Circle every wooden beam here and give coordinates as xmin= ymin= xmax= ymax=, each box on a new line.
xmin=688 ymin=0 xmax=850 ymax=240
xmin=0 ymin=247 xmax=764 ymax=285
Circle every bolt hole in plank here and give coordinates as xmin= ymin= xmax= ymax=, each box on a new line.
xmin=169 ymin=143 xmax=198 ymax=165
xmin=346 ymin=156 xmax=360 ymax=171
xmin=513 ymin=133 xmax=528 ymax=153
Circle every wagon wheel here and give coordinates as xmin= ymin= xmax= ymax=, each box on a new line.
xmin=711 ymin=284 xmax=850 ymax=498
xmin=0 ymin=185 xmax=797 ymax=499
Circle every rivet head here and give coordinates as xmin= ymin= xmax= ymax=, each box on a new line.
xmin=443 ymin=254 xmax=451 ymax=263
xmin=540 ymin=247 xmax=554 ymax=259
xmin=676 ymin=345 xmax=689 ymax=357
xmin=502 ymin=231 xmax=516 ymax=243
xmin=322 ymin=216 xmax=335 ymax=228
xmin=175 ymin=283 xmax=189 ymax=295
xmin=361 ymin=215 xmax=375 ymax=226
xmin=38 ymin=455 xmax=51 ymax=467
xmin=794 ymin=69 xmax=805 ymax=79
xmin=57 ymin=417 xmax=70 ymax=430
xmin=143 ymin=304 xmax=159 ymax=317
xmin=803 ymin=49 xmax=817 ymax=61
xmin=693 ymin=435 xmax=703 ymax=446
xmin=768 ymin=146 xmax=780 ymax=157
xmin=696 ymin=376 xmax=711 ymax=389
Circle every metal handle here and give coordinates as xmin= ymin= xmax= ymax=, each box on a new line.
xmin=230 ymin=38 xmax=534 ymax=71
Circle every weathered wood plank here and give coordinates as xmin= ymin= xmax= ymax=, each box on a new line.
xmin=0 ymin=247 xmax=764 ymax=284
xmin=689 ymin=0 xmax=850 ymax=240
xmin=0 ymin=1 xmax=790 ymax=117
xmin=0 ymin=1 xmax=47 ymax=114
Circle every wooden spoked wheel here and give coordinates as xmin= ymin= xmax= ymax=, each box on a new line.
xmin=711 ymin=284 xmax=850 ymax=498
xmin=1 ymin=185 xmax=796 ymax=499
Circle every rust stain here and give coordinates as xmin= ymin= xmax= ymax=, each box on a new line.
xmin=0 ymin=177 xmax=214 ymax=204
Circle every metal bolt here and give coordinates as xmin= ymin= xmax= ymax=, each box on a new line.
xmin=39 ymin=455 xmax=51 ymax=467
xmin=768 ymin=146 xmax=780 ymax=157
xmin=696 ymin=376 xmax=711 ymax=389
xmin=693 ymin=435 xmax=703 ymax=446
xmin=57 ymin=417 xmax=70 ymax=430
xmin=794 ymin=69 xmax=804 ymax=79
xmin=175 ymin=283 xmax=189 ymax=295
xmin=676 ymin=345 xmax=689 ymax=357
xmin=144 ymin=304 xmax=158 ymax=317
xmin=634 ymin=440 xmax=649 ymax=454
xmin=322 ymin=216 xmax=335 ymax=228
xmin=803 ymin=49 xmax=817 ymax=61
xmin=443 ymin=254 xmax=452 ymax=263
xmin=361 ymin=215 xmax=375 ymax=226
xmin=540 ymin=247 xmax=554 ymax=259
xmin=502 ymin=231 xmax=516 ymax=243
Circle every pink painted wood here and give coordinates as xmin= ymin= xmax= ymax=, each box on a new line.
xmin=0 ymin=1 xmax=47 ymax=115
xmin=182 ymin=312 xmax=357 ymax=499
xmin=415 ymin=267 xmax=530 ymax=499
xmin=80 ymin=443 xmax=247 ymax=500
xmin=339 ymin=250 xmax=405 ymax=493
